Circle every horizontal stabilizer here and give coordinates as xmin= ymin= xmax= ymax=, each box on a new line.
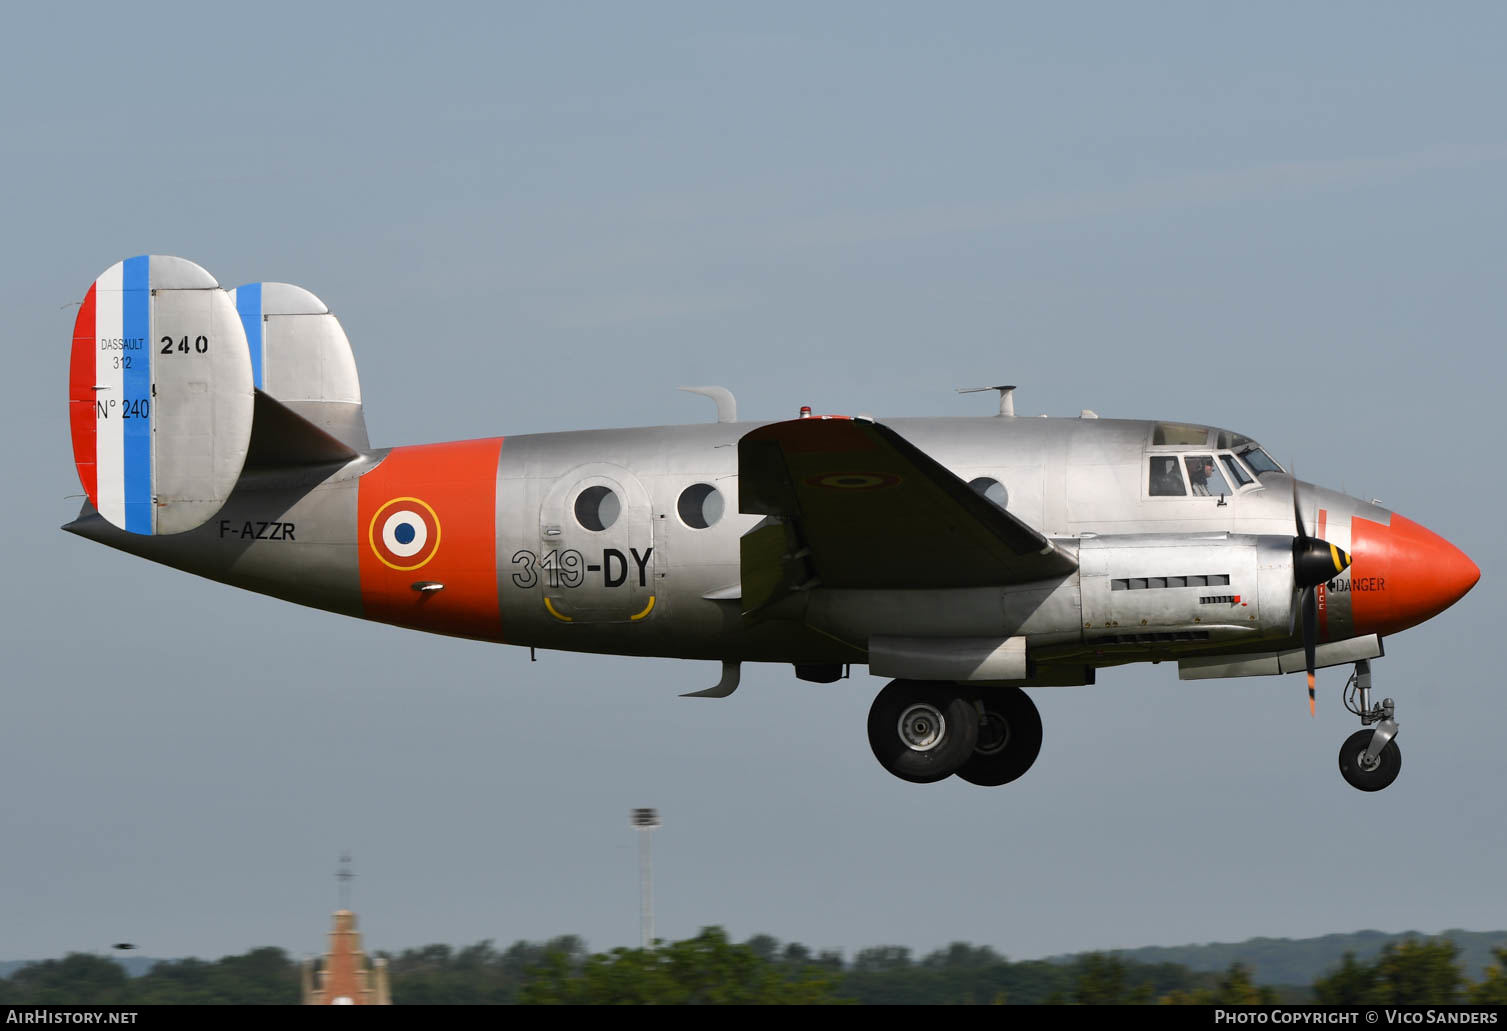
xmin=245 ymin=390 xmax=361 ymax=468
xmin=68 ymin=256 xmax=254 ymax=535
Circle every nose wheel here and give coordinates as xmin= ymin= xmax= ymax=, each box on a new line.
xmin=1338 ymin=729 xmax=1401 ymax=791
xmin=1338 ymin=659 xmax=1402 ymax=792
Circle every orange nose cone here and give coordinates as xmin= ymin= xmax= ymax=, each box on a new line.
xmin=1349 ymin=513 xmax=1480 ymax=637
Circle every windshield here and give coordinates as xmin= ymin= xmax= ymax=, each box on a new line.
xmin=1236 ymin=445 xmax=1283 ymax=479
xmin=1220 ymin=453 xmax=1254 ymax=488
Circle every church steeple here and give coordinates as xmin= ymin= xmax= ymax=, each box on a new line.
xmin=301 ymin=855 xmax=391 ymax=1005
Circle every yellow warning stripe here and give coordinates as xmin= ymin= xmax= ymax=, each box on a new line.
xmin=546 ymin=595 xmax=655 ymax=622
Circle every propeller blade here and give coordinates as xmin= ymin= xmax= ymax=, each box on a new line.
xmin=1288 ymin=473 xmax=1352 ymax=716
xmin=1291 ymin=469 xmax=1308 ymax=541
xmin=1301 ymin=586 xmax=1318 ymax=717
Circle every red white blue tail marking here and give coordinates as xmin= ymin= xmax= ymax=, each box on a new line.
xmin=68 ymin=256 xmax=255 ymax=535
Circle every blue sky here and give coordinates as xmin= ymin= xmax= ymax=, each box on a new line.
xmin=3 ymin=3 xmax=1504 ymax=964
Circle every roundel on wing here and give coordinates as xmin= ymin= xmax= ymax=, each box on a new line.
xmin=805 ymin=472 xmax=902 ymax=491
xmin=369 ymin=497 xmax=441 ymax=570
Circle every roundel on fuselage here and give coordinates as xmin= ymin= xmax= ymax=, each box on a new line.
xmin=368 ymin=497 xmax=442 ymax=570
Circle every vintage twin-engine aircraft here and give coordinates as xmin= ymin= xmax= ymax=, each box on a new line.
xmin=65 ymin=256 xmax=1480 ymax=791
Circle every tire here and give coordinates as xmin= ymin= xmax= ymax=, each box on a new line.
xmin=867 ymin=680 xmax=980 ymax=784
xmin=1338 ymin=729 xmax=1402 ymax=792
xmin=956 ymin=687 xmax=1043 ymax=787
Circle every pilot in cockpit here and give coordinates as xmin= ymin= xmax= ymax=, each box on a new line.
xmin=1186 ymin=456 xmax=1215 ymax=496
xmin=1149 ymin=456 xmax=1185 ymax=496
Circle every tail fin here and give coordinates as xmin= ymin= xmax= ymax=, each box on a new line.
xmin=69 ymin=256 xmax=254 ymax=535
xmin=229 ymin=282 xmax=369 ymax=451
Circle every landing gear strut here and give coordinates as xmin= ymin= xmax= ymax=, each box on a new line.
xmin=1338 ymin=659 xmax=1402 ymax=792
xmin=957 ymin=687 xmax=1043 ymax=787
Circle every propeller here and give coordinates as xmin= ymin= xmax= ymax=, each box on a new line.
xmin=1290 ymin=474 xmax=1352 ymax=716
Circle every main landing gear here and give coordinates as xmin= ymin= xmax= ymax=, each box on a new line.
xmin=867 ymin=679 xmax=1043 ymax=786
xmin=1337 ymin=659 xmax=1402 ymax=792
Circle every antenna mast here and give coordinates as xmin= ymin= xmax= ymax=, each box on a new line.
xmin=337 ymin=852 xmax=354 ymax=911
xmin=957 ymin=384 xmax=1017 ymax=416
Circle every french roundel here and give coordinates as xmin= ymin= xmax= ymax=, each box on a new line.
xmin=369 ymin=497 xmax=441 ymax=570
xmin=805 ymin=472 xmax=902 ymax=491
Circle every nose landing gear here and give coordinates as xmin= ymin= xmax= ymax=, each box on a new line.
xmin=1338 ymin=659 xmax=1402 ymax=792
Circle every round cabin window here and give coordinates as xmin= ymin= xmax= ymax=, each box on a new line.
xmin=968 ymin=477 xmax=1009 ymax=512
xmin=574 ymin=485 xmax=622 ymax=531
xmin=677 ymin=483 xmax=725 ymax=529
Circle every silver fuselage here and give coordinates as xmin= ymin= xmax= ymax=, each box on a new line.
xmin=63 ymin=415 xmax=1396 ymax=678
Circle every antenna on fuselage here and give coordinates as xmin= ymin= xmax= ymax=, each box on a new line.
xmin=678 ymin=386 xmax=738 ymax=423
xmin=957 ymin=384 xmax=1016 ymax=417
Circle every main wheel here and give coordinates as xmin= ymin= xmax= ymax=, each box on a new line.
xmin=1338 ymin=729 xmax=1402 ymax=792
xmin=957 ymin=687 xmax=1043 ymax=787
xmin=867 ymin=680 xmax=980 ymax=784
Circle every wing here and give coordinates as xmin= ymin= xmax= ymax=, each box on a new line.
xmin=738 ymin=418 xmax=1077 ymax=611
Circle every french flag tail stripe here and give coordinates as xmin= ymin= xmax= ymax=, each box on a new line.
xmin=72 ymin=254 xmax=257 ymax=535
xmin=92 ymin=261 xmax=125 ymax=527
xmin=236 ymin=282 xmax=264 ymax=390
xmin=69 ymin=283 xmax=99 ymax=505
xmin=121 ymin=255 xmax=153 ymax=534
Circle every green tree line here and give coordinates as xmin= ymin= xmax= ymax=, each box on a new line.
xmin=2 ymin=930 xmax=1504 ymax=1005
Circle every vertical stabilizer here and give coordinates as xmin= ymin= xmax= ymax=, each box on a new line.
xmin=69 ymin=256 xmax=254 ymax=535
xmin=230 ymin=282 xmax=369 ymax=450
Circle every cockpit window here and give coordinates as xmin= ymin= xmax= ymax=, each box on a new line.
xmin=1149 ymin=456 xmax=1187 ymax=496
xmin=1185 ymin=456 xmax=1230 ymax=497
xmin=1153 ymin=422 xmax=1210 ymax=446
xmin=1220 ymin=453 xmax=1254 ymax=488
xmin=1236 ymin=446 xmax=1282 ymax=478
xmin=1217 ymin=430 xmax=1254 ymax=450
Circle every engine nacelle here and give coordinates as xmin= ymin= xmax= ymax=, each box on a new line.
xmin=1077 ymin=533 xmax=1294 ymax=647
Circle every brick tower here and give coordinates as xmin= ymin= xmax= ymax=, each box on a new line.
xmin=301 ymin=855 xmax=391 ymax=1005
xmin=301 ymin=909 xmax=392 ymax=1005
